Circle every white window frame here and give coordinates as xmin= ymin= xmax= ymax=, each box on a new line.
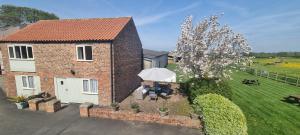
xmin=76 ymin=45 xmax=93 ymax=61
xmin=8 ymin=44 xmax=34 ymax=60
xmin=81 ymin=79 xmax=98 ymax=94
xmin=21 ymin=75 xmax=35 ymax=89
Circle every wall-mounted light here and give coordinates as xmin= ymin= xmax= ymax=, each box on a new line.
xmin=70 ymin=69 xmax=76 ymax=75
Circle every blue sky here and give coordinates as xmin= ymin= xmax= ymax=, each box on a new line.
xmin=1 ymin=0 xmax=300 ymax=52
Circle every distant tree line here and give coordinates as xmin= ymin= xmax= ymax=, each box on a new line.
xmin=0 ymin=4 xmax=59 ymax=29
xmin=250 ymin=52 xmax=300 ymax=58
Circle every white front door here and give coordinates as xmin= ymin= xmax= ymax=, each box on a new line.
xmin=56 ymin=78 xmax=70 ymax=103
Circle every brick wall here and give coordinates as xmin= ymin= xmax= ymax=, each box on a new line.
xmin=0 ymin=42 xmax=113 ymax=105
xmin=81 ymin=106 xmax=201 ymax=129
xmin=112 ymin=19 xmax=142 ymax=103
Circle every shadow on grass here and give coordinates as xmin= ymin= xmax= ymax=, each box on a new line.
xmin=281 ymin=98 xmax=300 ymax=107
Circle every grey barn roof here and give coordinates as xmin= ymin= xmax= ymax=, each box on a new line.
xmin=143 ymin=49 xmax=168 ymax=59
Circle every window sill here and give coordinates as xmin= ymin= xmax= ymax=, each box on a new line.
xmin=10 ymin=59 xmax=35 ymax=61
xmin=23 ymin=88 xmax=35 ymax=90
xmin=77 ymin=60 xmax=93 ymax=62
xmin=82 ymin=92 xmax=98 ymax=95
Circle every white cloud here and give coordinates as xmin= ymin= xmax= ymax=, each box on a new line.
xmin=135 ymin=2 xmax=200 ymax=26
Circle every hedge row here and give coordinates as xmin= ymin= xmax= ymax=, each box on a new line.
xmin=193 ymin=94 xmax=247 ymax=135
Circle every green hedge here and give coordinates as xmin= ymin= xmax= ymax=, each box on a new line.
xmin=186 ymin=79 xmax=232 ymax=101
xmin=193 ymin=94 xmax=247 ymax=135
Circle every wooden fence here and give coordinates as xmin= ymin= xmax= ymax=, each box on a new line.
xmin=239 ymin=66 xmax=300 ymax=87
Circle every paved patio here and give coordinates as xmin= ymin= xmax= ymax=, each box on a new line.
xmin=0 ymin=77 xmax=201 ymax=135
xmin=119 ymin=90 xmax=192 ymax=116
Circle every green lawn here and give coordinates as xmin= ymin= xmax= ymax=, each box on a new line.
xmin=252 ymin=57 xmax=300 ymax=77
xmin=229 ymin=71 xmax=300 ymax=135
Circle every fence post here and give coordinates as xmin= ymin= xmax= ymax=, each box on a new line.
xmin=267 ymin=72 xmax=269 ymax=79
xmin=276 ymin=72 xmax=278 ymax=80
xmin=285 ymin=75 xmax=288 ymax=83
xmin=297 ymin=77 xmax=299 ymax=87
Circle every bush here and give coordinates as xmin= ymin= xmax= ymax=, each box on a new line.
xmin=186 ymin=78 xmax=232 ymax=101
xmin=8 ymin=96 xmax=27 ymax=103
xmin=193 ymin=94 xmax=247 ymax=135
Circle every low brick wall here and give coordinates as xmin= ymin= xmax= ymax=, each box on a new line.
xmin=80 ymin=106 xmax=201 ymax=129
xmin=28 ymin=98 xmax=61 ymax=113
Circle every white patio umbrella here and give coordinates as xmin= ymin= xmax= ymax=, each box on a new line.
xmin=138 ymin=68 xmax=176 ymax=82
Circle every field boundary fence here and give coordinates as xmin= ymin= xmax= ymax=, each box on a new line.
xmin=239 ymin=66 xmax=300 ymax=87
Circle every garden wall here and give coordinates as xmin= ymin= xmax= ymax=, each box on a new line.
xmin=80 ymin=105 xmax=201 ymax=129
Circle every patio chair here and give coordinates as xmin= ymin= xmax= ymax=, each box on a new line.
xmin=149 ymin=90 xmax=158 ymax=101
xmin=160 ymin=88 xmax=171 ymax=99
xmin=153 ymin=82 xmax=164 ymax=94
xmin=134 ymin=85 xmax=149 ymax=100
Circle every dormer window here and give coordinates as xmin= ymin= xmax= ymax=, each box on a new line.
xmin=8 ymin=45 xmax=34 ymax=60
xmin=76 ymin=45 xmax=93 ymax=61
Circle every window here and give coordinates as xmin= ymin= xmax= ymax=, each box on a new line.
xmin=77 ymin=47 xmax=84 ymax=60
xmin=8 ymin=45 xmax=34 ymax=60
xmin=76 ymin=45 xmax=92 ymax=61
xmin=27 ymin=47 xmax=33 ymax=58
xmin=9 ymin=47 xmax=14 ymax=58
xmin=82 ymin=79 xmax=98 ymax=94
xmin=22 ymin=76 xmax=34 ymax=89
xmin=15 ymin=46 xmax=21 ymax=58
xmin=21 ymin=46 xmax=27 ymax=59
xmin=83 ymin=80 xmax=89 ymax=93
xmin=90 ymin=79 xmax=98 ymax=94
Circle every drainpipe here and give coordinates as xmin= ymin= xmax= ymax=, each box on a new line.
xmin=110 ymin=42 xmax=115 ymax=103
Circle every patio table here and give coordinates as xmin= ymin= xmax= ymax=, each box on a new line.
xmin=149 ymin=87 xmax=161 ymax=94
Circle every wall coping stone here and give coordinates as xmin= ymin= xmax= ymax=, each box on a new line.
xmin=28 ymin=98 xmax=44 ymax=104
xmin=80 ymin=102 xmax=93 ymax=108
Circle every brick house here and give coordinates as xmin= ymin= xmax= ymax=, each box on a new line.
xmin=0 ymin=17 xmax=143 ymax=106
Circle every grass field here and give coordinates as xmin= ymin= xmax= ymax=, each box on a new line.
xmin=167 ymin=63 xmax=300 ymax=134
xmin=229 ymin=71 xmax=300 ymax=135
xmin=252 ymin=57 xmax=300 ymax=77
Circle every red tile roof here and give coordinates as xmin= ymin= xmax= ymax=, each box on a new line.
xmin=1 ymin=17 xmax=132 ymax=42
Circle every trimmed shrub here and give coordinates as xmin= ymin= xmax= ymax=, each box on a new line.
xmin=193 ymin=94 xmax=247 ymax=135
xmin=186 ymin=78 xmax=232 ymax=101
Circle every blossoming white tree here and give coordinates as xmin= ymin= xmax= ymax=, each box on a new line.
xmin=175 ymin=15 xmax=251 ymax=81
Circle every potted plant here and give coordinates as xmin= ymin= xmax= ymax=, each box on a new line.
xmin=111 ymin=102 xmax=119 ymax=111
xmin=9 ymin=96 xmax=28 ymax=109
xmin=130 ymin=102 xmax=139 ymax=113
xmin=158 ymin=106 xmax=169 ymax=117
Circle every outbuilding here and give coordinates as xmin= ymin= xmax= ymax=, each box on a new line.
xmin=143 ymin=49 xmax=168 ymax=69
